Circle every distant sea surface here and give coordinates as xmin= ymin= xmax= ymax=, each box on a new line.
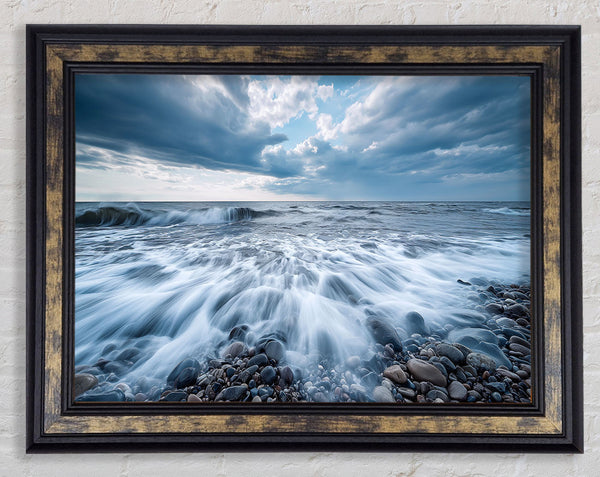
xmin=74 ymin=201 xmax=530 ymax=391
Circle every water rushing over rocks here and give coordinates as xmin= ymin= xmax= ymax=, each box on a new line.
xmin=74 ymin=201 xmax=531 ymax=403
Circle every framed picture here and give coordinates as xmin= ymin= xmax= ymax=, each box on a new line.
xmin=26 ymin=25 xmax=582 ymax=452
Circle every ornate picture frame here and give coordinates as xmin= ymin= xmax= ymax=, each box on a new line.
xmin=26 ymin=25 xmax=582 ymax=452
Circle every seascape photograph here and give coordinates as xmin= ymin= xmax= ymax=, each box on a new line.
xmin=73 ymin=73 xmax=532 ymax=404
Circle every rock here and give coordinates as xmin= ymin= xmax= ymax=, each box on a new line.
xmin=485 ymin=303 xmax=504 ymax=315
xmin=228 ymin=325 xmax=249 ymax=341
xmin=312 ymin=392 xmax=330 ymax=402
xmin=426 ymin=389 xmax=449 ymax=402
xmin=362 ymin=372 xmax=380 ymax=388
xmin=134 ymin=393 xmax=148 ymax=401
xmin=486 ymin=381 xmax=507 ymax=394
xmin=366 ymin=316 xmax=403 ymax=351
xmin=383 ymin=365 xmax=407 ymax=385
xmin=496 ymin=368 xmax=521 ymax=381
xmin=174 ymin=366 xmax=199 ymax=389
xmin=496 ymin=317 xmax=518 ymax=328
xmin=467 ymin=390 xmax=482 ymax=402
xmin=264 ymin=340 xmax=285 ymax=363
xmin=166 ymin=358 xmax=201 ymax=387
xmin=457 ymin=279 xmax=471 ymax=286
xmin=280 ymin=366 xmax=294 ymax=385
xmin=116 ymin=348 xmax=142 ymax=362
xmin=258 ymin=386 xmax=274 ymax=398
xmin=161 ymin=390 xmax=187 ymax=401
xmin=350 ymin=384 xmax=368 ymax=400
xmin=102 ymin=361 xmax=129 ymax=375
xmin=74 ymin=373 xmax=98 ymax=397
xmin=430 ymin=361 xmax=448 ymax=379
xmin=509 ymin=343 xmax=530 ymax=355
xmin=187 ymin=393 xmax=201 ymax=402
xmin=404 ymin=311 xmax=429 ymax=336
xmin=115 ymin=383 xmax=132 ymax=394
xmin=260 ymin=366 xmax=277 ymax=385
xmin=75 ymin=389 xmax=125 ymax=402
xmin=506 ymin=304 xmax=529 ymax=317
xmin=439 ymin=356 xmax=456 ymax=372
xmin=448 ymin=381 xmax=468 ymax=401
xmin=216 ymin=385 xmax=248 ymax=401
xmin=222 ymin=341 xmax=246 ymax=359
xmin=491 ymin=391 xmax=503 ymax=402
xmin=397 ymin=387 xmax=417 ymax=399
xmin=247 ymin=353 xmax=269 ymax=368
xmin=406 ymin=359 xmax=447 ymax=387
xmin=373 ymin=386 xmax=395 ymax=403
xmin=436 ymin=343 xmax=465 ymax=364
xmin=252 ymin=395 xmax=262 ymax=403
xmin=466 ymin=352 xmax=497 ymax=372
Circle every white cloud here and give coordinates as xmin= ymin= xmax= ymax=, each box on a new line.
xmin=247 ymin=76 xmax=330 ymax=129
xmin=315 ymin=113 xmax=341 ymax=141
xmin=362 ymin=141 xmax=379 ymax=152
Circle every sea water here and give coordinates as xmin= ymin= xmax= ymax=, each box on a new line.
xmin=74 ymin=201 xmax=530 ymax=392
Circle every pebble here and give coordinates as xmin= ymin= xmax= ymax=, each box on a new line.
xmin=260 ymin=366 xmax=277 ymax=385
xmin=436 ymin=343 xmax=465 ymax=364
xmin=222 ymin=341 xmax=245 ymax=359
xmin=373 ymin=386 xmax=395 ymax=403
xmin=74 ymin=373 xmax=98 ymax=397
xmin=166 ymin=358 xmax=201 ymax=387
xmin=509 ymin=343 xmax=530 ymax=355
xmin=448 ymin=381 xmax=468 ymax=401
xmin=264 ymin=340 xmax=285 ymax=362
xmin=247 ymin=353 xmax=269 ymax=368
xmin=426 ymin=389 xmax=450 ymax=402
xmin=466 ymin=353 xmax=497 ymax=372
xmin=383 ymin=365 xmax=407 ymax=385
xmin=216 ymin=385 xmax=248 ymax=401
xmin=407 ymin=358 xmax=447 ymax=387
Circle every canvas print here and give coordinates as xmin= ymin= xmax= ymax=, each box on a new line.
xmin=73 ymin=74 xmax=532 ymax=404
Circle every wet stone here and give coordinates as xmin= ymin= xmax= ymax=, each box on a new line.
xmin=466 ymin=352 xmax=497 ymax=372
xmin=407 ymin=359 xmax=447 ymax=387
xmin=448 ymin=381 xmax=468 ymax=401
xmin=426 ymin=389 xmax=449 ymax=402
xmin=247 ymin=353 xmax=269 ymax=368
xmin=260 ymin=366 xmax=277 ymax=385
xmin=436 ymin=343 xmax=465 ymax=364
xmin=167 ymin=358 xmax=201 ymax=387
xmin=264 ymin=340 xmax=285 ymax=363
xmin=383 ymin=365 xmax=407 ymax=385
xmin=74 ymin=373 xmax=98 ymax=397
xmin=223 ymin=341 xmax=246 ymax=359
xmin=373 ymin=386 xmax=395 ymax=403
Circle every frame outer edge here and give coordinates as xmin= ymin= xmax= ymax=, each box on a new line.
xmin=25 ymin=25 xmax=583 ymax=452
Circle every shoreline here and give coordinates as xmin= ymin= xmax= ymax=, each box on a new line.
xmin=75 ymin=282 xmax=532 ymax=404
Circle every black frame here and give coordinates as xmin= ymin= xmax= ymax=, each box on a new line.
xmin=26 ymin=25 xmax=582 ymax=453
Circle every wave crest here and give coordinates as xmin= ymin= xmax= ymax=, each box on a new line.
xmin=75 ymin=203 xmax=275 ymax=227
xmin=484 ymin=207 xmax=529 ymax=216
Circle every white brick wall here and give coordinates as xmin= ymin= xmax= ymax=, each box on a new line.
xmin=0 ymin=1 xmax=597 ymax=474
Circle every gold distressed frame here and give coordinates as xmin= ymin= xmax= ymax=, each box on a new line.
xmin=31 ymin=33 xmax=577 ymax=449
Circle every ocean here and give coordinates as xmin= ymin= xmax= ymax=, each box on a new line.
xmin=74 ymin=201 xmax=530 ymax=401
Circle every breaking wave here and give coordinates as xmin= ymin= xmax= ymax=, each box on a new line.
xmin=75 ymin=203 xmax=276 ymax=227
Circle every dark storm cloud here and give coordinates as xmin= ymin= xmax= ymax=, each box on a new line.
xmin=75 ymin=74 xmax=290 ymax=176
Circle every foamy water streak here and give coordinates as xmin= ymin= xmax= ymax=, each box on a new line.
xmin=75 ymin=201 xmax=530 ymax=389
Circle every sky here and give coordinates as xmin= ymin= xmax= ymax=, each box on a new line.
xmin=75 ymin=74 xmax=531 ymax=202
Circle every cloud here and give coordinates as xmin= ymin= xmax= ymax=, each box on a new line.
xmin=76 ymin=74 xmax=530 ymax=201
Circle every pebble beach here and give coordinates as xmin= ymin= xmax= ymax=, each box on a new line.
xmin=75 ymin=282 xmax=532 ymax=404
